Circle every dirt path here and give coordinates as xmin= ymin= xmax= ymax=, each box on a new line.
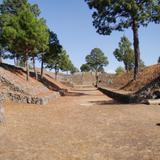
xmin=0 ymin=87 xmax=160 ymax=160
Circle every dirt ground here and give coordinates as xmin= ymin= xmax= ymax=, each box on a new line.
xmin=0 ymin=87 xmax=160 ymax=160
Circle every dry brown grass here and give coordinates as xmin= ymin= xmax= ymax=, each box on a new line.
xmin=100 ymin=64 xmax=160 ymax=92
xmin=0 ymin=88 xmax=160 ymax=159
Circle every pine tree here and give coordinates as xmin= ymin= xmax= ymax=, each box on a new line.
xmin=85 ymin=48 xmax=108 ymax=87
xmin=85 ymin=0 xmax=160 ymax=79
xmin=0 ymin=1 xmax=49 ymax=81
xmin=113 ymin=36 xmax=135 ymax=72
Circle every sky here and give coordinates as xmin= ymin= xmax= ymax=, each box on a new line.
xmin=1 ymin=0 xmax=160 ymax=73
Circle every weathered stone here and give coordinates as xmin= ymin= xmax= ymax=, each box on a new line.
xmin=0 ymin=98 xmax=5 ymax=123
xmin=4 ymin=92 xmax=60 ymax=105
xmin=0 ymin=63 xmax=62 ymax=105
xmin=147 ymin=99 xmax=160 ymax=105
xmin=134 ymin=76 xmax=160 ymax=103
xmin=99 ymin=76 xmax=160 ymax=104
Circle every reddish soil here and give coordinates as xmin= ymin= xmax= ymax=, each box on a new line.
xmin=100 ymin=64 xmax=160 ymax=92
xmin=0 ymin=63 xmax=68 ymax=97
xmin=0 ymin=87 xmax=160 ymax=160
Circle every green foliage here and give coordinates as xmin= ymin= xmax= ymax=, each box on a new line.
xmin=113 ymin=36 xmax=145 ymax=71
xmin=85 ymin=0 xmax=160 ymax=79
xmin=0 ymin=0 xmax=40 ymax=16
xmin=0 ymin=43 xmax=5 ymax=62
xmin=45 ymin=46 xmax=75 ymax=74
xmin=85 ymin=0 xmax=160 ymax=35
xmin=42 ymin=30 xmax=61 ymax=66
xmin=80 ymin=63 xmax=90 ymax=72
xmin=0 ymin=0 xmax=49 ymax=80
xmin=115 ymin=66 xmax=125 ymax=76
xmin=70 ymin=65 xmax=79 ymax=74
xmin=19 ymin=57 xmax=25 ymax=67
xmin=139 ymin=59 xmax=145 ymax=69
xmin=59 ymin=50 xmax=72 ymax=72
xmin=113 ymin=36 xmax=134 ymax=71
xmin=58 ymin=51 xmax=77 ymax=74
xmin=85 ymin=48 xmax=108 ymax=87
xmin=85 ymin=48 xmax=108 ymax=73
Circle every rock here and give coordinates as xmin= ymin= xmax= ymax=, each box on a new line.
xmin=0 ymin=99 xmax=5 ymax=123
xmin=147 ymin=99 xmax=160 ymax=105
xmin=152 ymin=91 xmax=160 ymax=99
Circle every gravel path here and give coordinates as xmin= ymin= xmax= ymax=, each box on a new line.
xmin=0 ymin=87 xmax=160 ymax=160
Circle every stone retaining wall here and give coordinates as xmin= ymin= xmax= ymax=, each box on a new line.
xmin=98 ymin=76 xmax=160 ymax=104
xmin=0 ymin=77 xmax=60 ymax=105
xmin=2 ymin=92 xmax=60 ymax=105
xmin=134 ymin=76 xmax=160 ymax=103
xmin=98 ymin=87 xmax=135 ymax=103
xmin=0 ymin=63 xmax=62 ymax=105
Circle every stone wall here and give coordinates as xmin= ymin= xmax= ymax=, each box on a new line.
xmin=98 ymin=87 xmax=135 ymax=103
xmin=134 ymin=76 xmax=160 ymax=103
xmin=98 ymin=76 xmax=160 ymax=104
xmin=1 ymin=91 xmax=60 ymax=105
xmin=0 ymin=63 xmax=62 ymax=105
xmin=0 ymin=76 xmax=27 ymax=95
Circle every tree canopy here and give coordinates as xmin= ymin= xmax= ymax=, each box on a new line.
xmin=115 ymin=66 xmax=125 ymax=76
xmin=113 ymin=36 xmax=135 ymax=72
xmin=86 ymin=48 xmax=108 ymax=72
xmin=85 ymin=48 xmax=108 ymax=86
xmin=80 ymin=63 xmax=90 ymax=72
xmin=85 ymin=0 xmax=160 ymax=79
xmin=0 ymin=0 xmax=49 ymax=80
xmin=45 ymin=48 xmax=75 ymax=79
xmin=114 ymin=36 xmax=145 ymax=71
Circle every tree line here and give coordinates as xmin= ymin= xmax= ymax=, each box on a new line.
xmin=80 ymin=33 xmax=158 ymax=84
xmin=0 ymin=0 xmax=160 ymax=83
xmin=0 ymin=0 xmax=77 ymax=81
xmin=85 ymin=0 xmax=160 ymax=80
xmin=80 ymin=36 xmax=146 ymax=84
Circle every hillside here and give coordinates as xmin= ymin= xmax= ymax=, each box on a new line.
xmin=0 ymin=63 xmax=69 ymax=104
xmin=123 ymin=64 xmax=160 ymax=91
xmin=100 ymin=64 xmax=160 ymax=92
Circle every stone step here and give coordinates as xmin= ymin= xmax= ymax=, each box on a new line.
xmin=147 ymin=99 xmax=160 ymax=105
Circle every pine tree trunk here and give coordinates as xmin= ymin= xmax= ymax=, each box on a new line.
xmin=55 ymin=71 xmax=58 ymax=80
xmin=55 ymin=67 xmax=58 ymax=80
xmin=33 ymin=56 xmax=38 ymax=80
xmin=95 ymin=71 xmax=98 ymax=87
xmin=25 ymin=53 xmax=29 ymax=81
xmin=0 ymin=52 xmax=2 ymax=63
xmin=132 ymin=20 xmax=140 ymax=80
xmin=54 ymin=65 xmax=59 ymax=80
xmin=16 ymin=56 xmax=19 ymax=66
xmin=124 ymin=62 xmax=128 ymax=72
xmin=41 ymin=55 xmax=44 ymax=79
xmin=14 ymin=56 xmax=16 ymax=66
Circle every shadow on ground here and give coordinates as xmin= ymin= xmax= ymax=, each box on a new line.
xmin=89 ymin=100 xmax=134 ymax=105
xmin=89 ymin=100 xmax=119 ymax=105
xmin=73 ymin=89 xmax=97 ymax=92
xmin=65 ymin=92 xmax=89 ymax=96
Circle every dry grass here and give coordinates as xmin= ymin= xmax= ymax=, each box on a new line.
xmin=100 ymin=64 xmax=160 ymax=92
xmin=0 ymin=88 xmax=160 ymax=160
